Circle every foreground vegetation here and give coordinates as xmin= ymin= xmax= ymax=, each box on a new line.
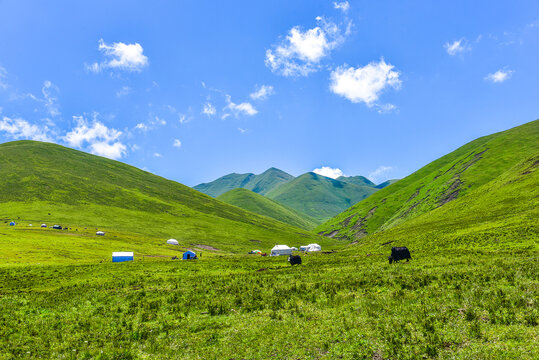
xmin=0 ymin=250 xmax=537 ymax=359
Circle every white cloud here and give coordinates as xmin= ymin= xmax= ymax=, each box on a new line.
xmin=168 ymin=105 xmax=193 ymax=124
xmin=135 ymin=123 xmax=148 ymax=131
xmin=238 ymin=127 xmax=247 ymax=134
xmin=329 ymin=59 xmax=401 ymax=105
xmin=250 ymin=85 xmax=275 ymax=100
xmin=41 ymin=80 xmax=60 ymax=117
xmin=265 ymin=17 xmax=347 ymax=76
xmin=333 ymin=1 xmax=350 ymax=12
xmin=484 ymin=69 xmax=514 ymax=83
xmin=0 ymin=116 xmax=52 ymax=141
xmin=225 ymin=95 xmax=258 ymax=116
xmin=173 ymin=139 xmax=182 ymax=148
xmin=377 ymin=103 xmax=397 ymax=114
xmin=0 ymin=66 xmax=7 ymax=90
xmin=444 ymin=38 xmax=470 ymax=56
xmin=202 ymin=102 xmax=216 ymax=116
xmin=116 ymin=86 xmax=131 ymax=97
xmin=130 ymin=144 xmax=140 ymax=151
xmin=64 ymin=115 xmax=126 ymax=159
xmin=368 ymin=165 xmax=393 ymax=183
xmin=313 ymin=166 xmax=344 ymax=179
xmin=87 ymin=39 xmax=148 ymax=73
xmin=153 ymin=152 xmax=162 ymax=157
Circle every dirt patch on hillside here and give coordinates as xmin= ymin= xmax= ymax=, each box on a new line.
xmin=407 ymin=187 xmax=422 ymax=202
xmin=350 ymin=206 xmax=377 ymax=239
xmin=192 ymin=244 xmax=220 ymax=251
xmin=249 ymin=239 xmax=262 ymax=243
xmin=521 ymin=157 xmax=539 ymax=175
xmin=325 ymin=230 xmax=339 ymax=238
xmin=438 ymin=177 xmax=462 ymax=206
xmin=340 ymin=214 xmax=356 ymax=227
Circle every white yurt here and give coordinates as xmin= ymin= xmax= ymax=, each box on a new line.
xmin=166 ymin=239 xmax=179 ymax=245
xmin=270 ymin=245 xmax=293 ymax=256
xmin=305 ymin=243 xmax=322 ymax=252
xmin=96 ymin=231 xmax=105 ymax=236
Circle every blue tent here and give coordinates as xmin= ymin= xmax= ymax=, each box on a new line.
xmin=112 ymin=252 xmax=134 ymax=263
xmin=9 ymin=222 xmax=15 ymax=226
xmin=182 ymin=250 xmax=197 ymax=260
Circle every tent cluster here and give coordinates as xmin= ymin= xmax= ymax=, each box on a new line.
xmin=165 ymin=239 xmax=198 ymax=260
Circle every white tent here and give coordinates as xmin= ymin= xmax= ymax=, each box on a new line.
xmin=270 ymin=245 xmax=292 ymax=256
xmin=166 ymin=239 xmax=179 ymax=245
xmin=302 ymin=243 xmax=322 ymax=252
xmin=96 ymin=231 xmax=105 ymax=236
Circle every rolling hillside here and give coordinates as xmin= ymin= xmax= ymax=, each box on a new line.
xmin=0 ymin=141 xmax=336 ymax=264
xmin=316 ymin=119 xmax=539 ymax=242
xmin=266 ymin=172 xmax=378 ymax=223
xmin=217 ymin=188 xmax=318 ymax=230
xmin=193 ymin=167 xmax=293 ymax=197
xmin=337 ymin=175 xmax=376 ymax=187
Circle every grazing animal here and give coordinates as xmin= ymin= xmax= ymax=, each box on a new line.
xmin=388 ymin=247 xmax=411 ymax=264
xmin=288 ymin=255 xmax=302 ymax=266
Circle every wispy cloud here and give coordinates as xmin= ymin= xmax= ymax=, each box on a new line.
xmin=250 ymin=85 xmax=275 ymax=101
xmin=329 ymin=58 xmax=401 ymax=107
xmin=116 ymin=86 xmax=131 ymax=97
xmin=41 ymin=80 xmax=60 ymax=117
xmin=237 ymin=127 xmax=247 ymax=134
xmin=153 ymin=152 xmax=162 ymax=157
xmin=484 ymin=69 xmax=514 ymax=83
xmin=224 ymin=95 xmax=257 ymax=117
xmin=265 ymin=16 xmax=349 ymax=77
xmin=0 ymin=66 xmax=7 ymax=90
xmin=87 ymin=39 xmax=148 ymax=73
xmin=368 ymin=165 xmax=393 ymax=183
xmin=173 ymin=139 xmax=182 ymax=148
xmin=202 ymin=102 xmax=216 ymax=116
xmin=313 ymin=166 xmax=344 ymax=179
xmin=333 ymin=1 xmax=350 ymax=13
xmin=444 ymin=38 xmax=470 ymax=56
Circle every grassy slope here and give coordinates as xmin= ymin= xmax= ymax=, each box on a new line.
xmin=316 ymin=119 xmax=539 ymax=240
xmin=0 ymin=141 xmax=337 ymax=264
xmin=193 ymin=167 xmax=294 ymax=197
xmin=266 ymin=172 xmax=378 ymax=223
xmin=217 ymin=188 xmax=318 ymax=230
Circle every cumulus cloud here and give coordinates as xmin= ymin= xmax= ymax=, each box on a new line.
xmin=250 ymin=85 xmax=275 ymax=100
xmin=41 ymin=80 xmax=60 ymax=117
xmin=484 ymin=69 xmax=514 ymax=83
xmin=64 ymin=115 xmax=126 ymax=159
xmin=329 ymin=58 xmax=401 ymax=106
xmin=87 ymin=39 xmax=148 ymax=73
xmin=265 ymin=17 xmax=347 ymax=76
xmin=116 ymin=86 xmax=131 ymax=97
xmin=173 ymin=139 xmax=182 ymax=148
xmin=444 ymin=38 xmax=470 ymax=56
xmin=368 ymin=165 xmax=393 ymax=183
xmin=225 ymin=95 xmax=258 ymax=117
xmin=313 ymin=166 xmax=344 ymax=179
xmin=333 ymin=1 xmax=350 ymax=12
xmin=0 ymin=116 xmax=52 ymax=141
xmin=202 ymin=102 xmax=216 ymax=116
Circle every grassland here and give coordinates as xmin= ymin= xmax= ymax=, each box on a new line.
xmin=217 ymin=188 xmax=318 ymax=230
xmin=0 ymin=250 xmax=537 ymax=359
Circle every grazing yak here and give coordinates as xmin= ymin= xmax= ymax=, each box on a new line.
xmin=388 ymin=247 xmax=411 ymax=264
xmin=288 ymin=255 xmax=302 ymax=266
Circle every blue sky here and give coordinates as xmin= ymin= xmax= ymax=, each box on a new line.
xmin=0 ymin=1 xmax=537 ymax=186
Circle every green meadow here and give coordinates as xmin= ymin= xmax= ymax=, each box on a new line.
xmin=1 ymin=251 xmax=537 ymax=359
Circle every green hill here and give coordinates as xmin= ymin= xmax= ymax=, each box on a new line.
xmin=0 ymin=141 xmax=337 ymax=264
xmin=194 ymin=167 xmax=293 ymax=197
xmin=217 ymin=188 xmax=318 ymax=230
xmin=266 ymin=172 xmax=378 ymax=223
xmin=337 ymin=175 xmax=376 ymax=187
xmin=316 ymin=119 xmax=539 ymax=242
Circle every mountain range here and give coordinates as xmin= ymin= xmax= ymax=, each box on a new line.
xmin=195 ymin=169 xmax=393 ymax=224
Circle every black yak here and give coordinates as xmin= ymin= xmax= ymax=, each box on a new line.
xmin=288 ymin=255 xmax=302 ymax=265
xmin=388 ymin=247 xmax=411 ymax=264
